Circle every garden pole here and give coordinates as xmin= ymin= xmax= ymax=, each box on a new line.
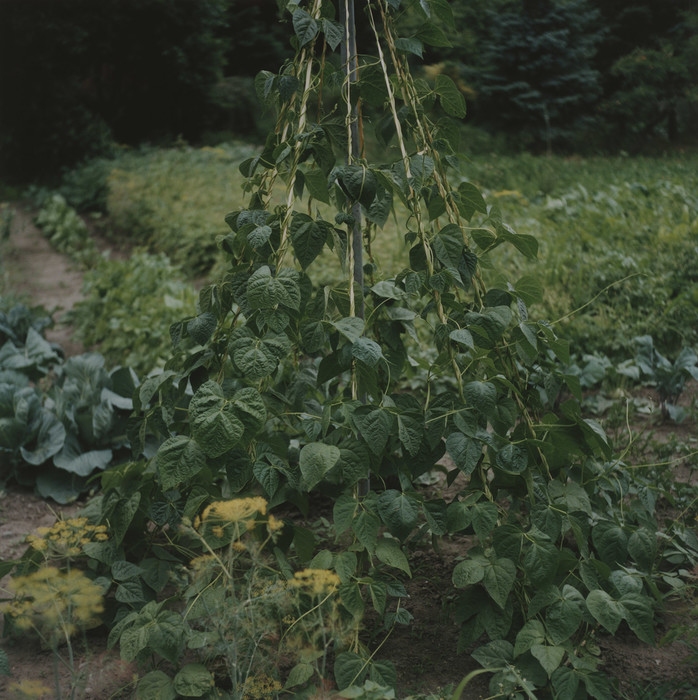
xmin=340 ymin=0 xmax=369 ymax=498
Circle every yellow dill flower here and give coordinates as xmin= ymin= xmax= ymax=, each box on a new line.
xmin=231 ymin=541 xmax=246 ymax=552
xmin=290 ymin=569 xmax=340 ymax=595
xmin=242 ymin=673 xmax=282 ymax=699
xmin=211 ymin=525 xmax=225 ymax=538
xmin=1 ymin=567 xmax=103 ymax=639
xmin=190 ymin=554 xmax=215 ymax=570
xmin=25 ymin=517 xmax=109 ymax=559
xmin=266 ymin=515 xmax=284 ymax=534
xmin=7 ymin=679 xmax=52 ymax=698
xmin=201 ymin=497 xmax=268 ymax=524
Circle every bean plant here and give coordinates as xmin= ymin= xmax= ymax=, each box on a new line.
xmin=4 ymin=1 xmax=697 ymax=698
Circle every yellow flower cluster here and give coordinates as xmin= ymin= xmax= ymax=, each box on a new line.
xmin=7 ymin=679 xmax=52 ymax=699
xmin=201 ymin=497 xmax=268 ymax=524
xmin=2 ymin=567 xmax=104 ymax=637
xmin=290 ymin=569 xmax=340 ymax=596
xmin=242 ymin=673 xmax=282 ymax=699
xmin=26 ymin=517 xmax=109 ymax=558
xmin=266 ymin=514 xmax=284 ymax=534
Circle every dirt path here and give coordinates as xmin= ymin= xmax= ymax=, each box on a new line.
xmin=3 ymin=205 xmax=86 ymax=355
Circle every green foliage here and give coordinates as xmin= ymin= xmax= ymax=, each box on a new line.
xmin=465 ymin=157 xmax=698 ymax=358
xmin=633 ymin=335 xmax=698 ymax=420
xmin=0 ymin=0 xmax=228 ymax=179
xmin=466 ymin=0 xmax=604 ymax=151
xmin=3 ymin=2 xmax=695 ymax=697
xmin=105 ymin=145 xmax=257 ymax=274
xmin=68 ymin=252 xmax=198 ymax=374
xmin=34 ymin=194 xmax=99 ymax=267
xmin=0 ymin=303 xmax=137 ymax=502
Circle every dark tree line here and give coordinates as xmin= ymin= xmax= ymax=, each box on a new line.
xmin=1 ymin=0 xmax=696 ymax=180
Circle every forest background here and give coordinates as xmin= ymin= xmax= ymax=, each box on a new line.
xmin=1 ymin=0 xmax=697 ymax=183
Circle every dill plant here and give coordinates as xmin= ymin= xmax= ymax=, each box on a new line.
xmin=177 ymin=496 xmax=350 ymax=696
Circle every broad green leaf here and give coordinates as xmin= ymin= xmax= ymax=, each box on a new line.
xmin=435 ymin=74 xmax=466 ymax=118
xmin=337 ymin=165 xmax=377 ymax=207
xmin=147 ymin=612 xmax=186 ymax=664
xmin=545 ymin=586 xmax=583 ymax=644
xmin=187 ymin=312 xmax=216 ymax=345
xmin=231 ymin=387 xmax=267 ymax=436
xmin=482 ymin=557 xmax=516 ymax=609
xmin=422 ymin=500 xmax=447 ymax=535
xmin=523 ymin=539 xmax=558 ymax=587
xmin=592 ymin=521 xmax=627 ymax=566
xmin=120 ymin=624 xmax=150 ymax=662
xmin=353 ymin=510 xmax=380 ymax=551
xmin=189 ymin=382 xmax=244 ymax=457
xmin=352 ymin=337 xmax=383 ymax=368
xmin=173 ymin=663 xmax=213 ymax=697
xmin=471 ymin=500 xmax=498 ymax=541
xmin=515 ymin=275 xmax=544 ymax=305
xmin=395 ymin=37 xmax=424 ymax=57
xmin=449 ymin=328 xmax=474 ymax=350
xmin=459 ymin=182 xmax=487 ymax=217
xmin=353 ymin=407 xmax=391 ymax=455
xmin=20 ymin=410 xmax=66 ymax=466
xmin=471 ymin=640 xmax=513 ymax=669
xmin=53 ymin=437 xmax=112 ymax=476
xmin=299 ymin=442 xmax=340 ymax=490
xmin=157 ymin=436 xmax=206 ymax=490
xmin=495 ymin=443 xmax=528 ymax=474
xmin=452 ymin=555 xmax=486 ymax=588
xmin=531 ymin=644 xmax=565 ymax=678
xmin=334 ymin=650 xmax=368 ymax=690
xmin=291 ymin=214 xmax=328 ymax=269
xmin=248 ymin=224 xmax=272 ymax=248
xmin=628 ymin=528 xmax=656 ymax=570
xmin=620 ymin=593 xmax=655 ymax=645
xmin=303 ymin=168 xmax=330 ymax=204
xmin=136 ymin=670 xmax=176 ymax=700
xmin=375 ymin=538 xmax=411 ymax=576
xmin=232 ymin=338 xmax=277 ymax=380
xmin=338 ymin=582 xmax=365 ymax=618
xmin=293 ymin=8 xmax=318 ymax=46
xmin=285 ymin=662 xmax=315 ymax=689
xmin=551 ymin=667 xmax=580 ymax=700
xmin=377 ymin=490 xmax=419 ymax=540
xmin=446 ymin=432 xmax=481 ymax=475
xmin=247 ymin=265 xmax=298 ymax=310
xmin=333 ymin=316 xmax=365 ymax=342
xmin=397 ymin=414 xmax=423 ymax=456
xmin=334 ymin=493 xmax=358 ymax=535
xmin=321 ymin=18 xmax=343 ymax=51
xmin=514 ymin=619 xmax=545 ymax=657
xmin=464 ymin=381 xmax=496 ymax=416
xmin=582 ymin=671 xmax=614 ymax=700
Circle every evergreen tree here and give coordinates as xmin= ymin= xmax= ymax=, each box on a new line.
xmin=472 ymin=0 xmax=603 ymax=152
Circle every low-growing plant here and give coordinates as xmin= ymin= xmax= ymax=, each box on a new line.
xmin=108 ymin=496 xmax=354 ymax=698
xmin=34 ymin=194 xmax=99 ymax=268
xmin=0 ymin=304 xmax=138 ymax=501
xmin=0 ymin=300 xmax=55 ymax=349
xmin=1 ymin=566 xmax=104 ymax=700
xmin=68 ymin=252 xmax=198 ymax=374
xmin=633 ymin=335 xmax=698 ymax=421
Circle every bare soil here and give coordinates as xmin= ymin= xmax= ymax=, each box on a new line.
xmin=1 ymin=204 xmax=697 ymax=699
